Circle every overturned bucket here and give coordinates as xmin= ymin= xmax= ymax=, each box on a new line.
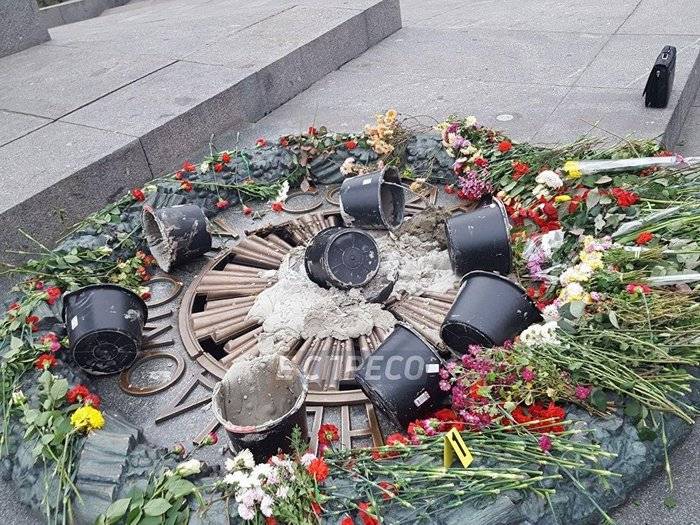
xmin=305 ymin=227 xmax=379 ymax=289
xmin=440 ymin=271 xmax=542 ymax=352
xmin=212 ymin=355 xmax=308 ymax=462
xmin=142 ymin=204 xmax=212 ymax=272
xmin=339 ymin=166 xmax=405 ymax=229
xmin=354 ymin=323 xmax=446 ymax=429
xmin=62 ymin=284 xmax=148 ymax=375
xmin=445 ymin=197 xmax=512 ymax=277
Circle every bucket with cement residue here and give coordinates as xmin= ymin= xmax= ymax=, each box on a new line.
xmin=339 ymin=166 xmax=405 ymax=229
xmin=212 ymin=355 xmax=309 ymax=462
xmin=354 ymin=323 xmax=446 ymax=429
xmin=305 ymin=227 xmax=380 ymax=289
xmin=62 ymin=284 xmax=148 ymax=375
xmin=440 ymin=271 xmax=542 ymax=352
xmin=445 ymin=198 xmax=512 ymax=277
xmin=142 ymin=204 xmax=212 ymax=272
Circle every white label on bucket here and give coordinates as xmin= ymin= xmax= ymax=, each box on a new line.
xmin=425 ymin=363 xmax=439 ymax=374
xmin=362 ymin=177 xmax=373 ymax=185
xmin=71 ymin=316 xmax=78 ymax=330
xmin=414 ymin=391 xmax=430 ymax=407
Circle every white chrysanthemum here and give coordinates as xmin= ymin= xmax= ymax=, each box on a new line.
xmin=559 ymin=265 xmax=592 ymax=286
xmin=559 ymin=282 xmax=586 ymax=303
xmin=223 ymin=470 xmax=248 ymax=487
xmin=532 ymin=184 xmax=550 ymax=199
xmin=535 ymin=170 xmax=563 ymax=189
xmin=541 ymin=304 xmax=561 ymax=322
xmin=237 ymin=503 xmax=255 ymax=521
xmin=464 ymin=115 xmax=477 ymax=127
xmin=339 ymin=157 xmax=355 ymax=175
xmin=300 ymin=453 xmax=316 ymax=467
xmin=540 ymin=229 xmax=564 ymax=258
xmin=274 ymin=181 xmax=290 ymax=203
xmin=519 ymin=321 xmax=559 ymax=348
xmin=250 ymin=464 xmax=274 ymax=485
xmin=233 ymin=449 xmax=255 ymax=470
xmin=276 ymin=485 xmax=289 ymax=500
xmin=200 ymin=161 xmax=210 ymax=173
xmin=260 ymin=495 xmax=274 ymax=517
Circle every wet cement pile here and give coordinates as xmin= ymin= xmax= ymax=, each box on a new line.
xmin=247 ymin=209 xmax=460 ymax=354
xmin=215 ymin=354 xmax=301 ymax=426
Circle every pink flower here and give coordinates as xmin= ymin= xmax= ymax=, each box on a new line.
xmin=575 ymin=385 xmax=591 ymax=400
xmin=626 ymin=283 xmax=652 ymax=295
xmin=439 ymin=379 xmax=451 ymax=391
xmin=538 ymin=434 xmax=553 ymax=453
xmin=521 ymin=367 xmax=536 ymax=382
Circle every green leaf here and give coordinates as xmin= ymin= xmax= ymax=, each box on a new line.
xmin=50 ymin=378 xmax=69 ymax=400
xmin=139 ymin=517 xmax=162 ymax=525
xmin=624 ymin=399 xmax=642 ymax=420
xmin=663 ymin=496 xmax=677 ymax=509
xmin=586 ymin=188 xmax=600 ymax=209
xmin=63 ymin=255 xmax=82 ymax=264
xmin=608 ymin=310 xmax=620 ymax=329
xmin=143 ymin=498 xmax=171 ymax=517
xmin=569 ymin=301 xmax=586 ymax=318
xmin=637 ymin=426 xmax=657 ymax=441
xmin=166 ymin=479 xmax=196 ymax=499
xmin=10 ymin=336 xmax=23 ymax=351
xmin=590 ymin=389 xmax=608 ymax=411
xmin=103 ymin=498 xmax=131 ymax=524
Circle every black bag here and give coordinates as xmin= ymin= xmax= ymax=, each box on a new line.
xmin=643 ymin=45 xmax=676 ymax=108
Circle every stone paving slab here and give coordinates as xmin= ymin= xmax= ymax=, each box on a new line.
xmin=0 ymin=0 xmax=401 ymax=259
xmin=0 ymin=110 xmax=50 ymax=147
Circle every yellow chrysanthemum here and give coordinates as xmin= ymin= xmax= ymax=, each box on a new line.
xmin=554 ymin=195 xmax=571 ymax=202
xmin=385 ymin=109 xmax=398 ymax=122
xmin=71 ymin=405 xmax=105 ymax=432
xmin=579 ymin=250 xmax=604 ymax=270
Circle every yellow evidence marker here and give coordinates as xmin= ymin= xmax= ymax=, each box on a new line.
xmin=443 ymin=427 xmax=474 ymax=469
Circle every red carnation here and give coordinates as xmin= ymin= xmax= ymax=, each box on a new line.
xmin=221 ymin=152 xmax=231 ymax=163
xmin=242 ymin=205 xmax=253 ymax=216
xmin=610 ymin=187 xmax=639 ymax=208
xmin=444 ymin=184 xmax=455 ymax=194
xmin=214 ymin=162 xmax=223 ymax=173
xmin=131 ymin=188 xmax=145 ymax=201
xmin=180 ymin=180 xmax=193 ymax=192
xmin=271 ymin=202 xmax=284 ymax=212
xmin=307 ymin=457 xmax=329 ymax=482
xmin=512 ymin=161 xmax=530 ymax=180
xmin=140 ymin=291 xmax=152 ymax=301
xmin=498 ymin=140 xmax=512 ymax=153
xmin=26 ymin=315 xmax=40 ymax=332
xmin=358 ymin=502 xmax=379 ymax=525
xmin=308 ymin=126 xmax=318 ymax=136
xmin=84 ymin=393 xmax=101 ymax=408
xmin=318 ymin=423 xmax=340 ymax=445
xmin=311 ymin=501 xmax=322 ymax=516
xmin=182 ymin=161 xmax=196 ymax=173
xmin=256 ymin=137 xmax=268 ymax=148
xmin=626 ymin=282 xmax=652 ymax=295
xmin=46 ymin=287 xmax=62 ymax=305
xmin=35 ymin=281 xmax=44 ymax=290
xmin=216 ymin=199 xmax=230 ymax=210
xmin=345 ymin=140 xmax=357 ymax=150
xmin=35 ymin=353 xmax=57 ymax=370
xmin=279 ymin=137 xmax=289 ymax=147
xmin=475 ymin=156 xmax=489 ymax=168
xmin=66 ymin=385 xmax=90 ymax=404
xmin=635 ymin=231 xmax=653 ymax=245
xmin=386 ymin=433 xmax=409 ymax=446
xmin=340 ymin=516 xmax=354 ymax=525
xmin=377 ymin=481 xmax=398 ymax=501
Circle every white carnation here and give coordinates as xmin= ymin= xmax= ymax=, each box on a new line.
xmin=233 ymin=449 xmax=255 ymax=470
xmin=260 ymin=495 xmax=274 ymax=517
xmin=535 ymin=170 xmax=563 ymax=189
xmin=237 ymin=503 xmax=255 ymax=521
xmin=300 ymin=453 xmax=316 ymax=467
xmin=541 ymin=304 xmax=561 ymax=322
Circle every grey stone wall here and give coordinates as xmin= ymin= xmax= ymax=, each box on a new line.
xmin=0 ymin=0 xmax=50 ymax=58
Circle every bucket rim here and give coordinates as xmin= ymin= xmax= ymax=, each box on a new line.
xmin=62 ymin=283 xmax=149 ymax=323
xmin=392 ymin=321 xmax=443 ymax=361
xmin=376 ymin=166 xmax=405 ymax=229
xmin=439 ymin=317 xmax=495 ymax=348
xmin=211 ymin=358 xmax=309 ymax=435
xmin=458 ymin=270 xmax=542 ymax=317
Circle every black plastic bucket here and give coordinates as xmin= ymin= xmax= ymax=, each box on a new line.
xmin=62 ymin=284 xmax=148 ymax=375
xmin=354 ymin=323 xmax=446 ymax=429
xmin=212 ymin=357 xmax=309 ymax=462
xmin=305 ymin=227 xmax=380 ymax=289
xmin=142 ymin=204 xmax=212 ymax=272
xmin=339 ymin=166 xmax=405 ymax=229
xmin=440 ymin=271 xmax=542 ymax=352
xmin=444 ymin=198 xmax=512 ymax=277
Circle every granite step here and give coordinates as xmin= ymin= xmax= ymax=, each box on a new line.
xmin=0 ymin=0 xmax=401 ymax=263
